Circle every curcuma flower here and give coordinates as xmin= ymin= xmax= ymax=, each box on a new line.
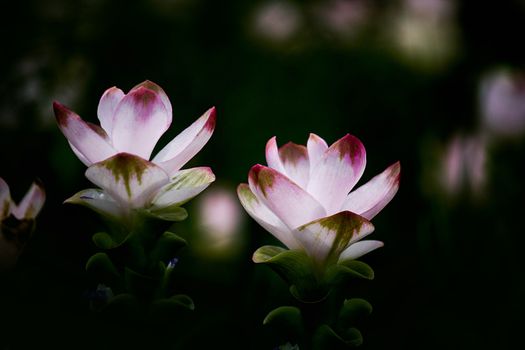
xmin=238 ymin=134 xmax=400 ymax=266
xmin=1 ymin=178 xmax=45 ymax=271
xmin=0 ymin=177 xmax=45 ymax=222
xmin=53 ymin=81 xmax=216 ymax=222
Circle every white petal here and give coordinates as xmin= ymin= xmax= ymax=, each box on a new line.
xmin=97 ymin=86 xmax=125 ymax=136
xmin=65 ymin=189 xmax=123 ymax=219
xmin=342 ymin=161 xmax=400 ymax=220
xmin=54 ymin=102 xmax=117 ymax=165
xmin=307 ymin=134 xmax=366 ymax=214
xmin=69 ymin=142 xmax=91 ymax=166
xmin=307 ymin=133 xmax=328 ymax=170
xmin=294 ymin=211 xmax=374 ymax=263
xmin=248 ymin=165 xmax=326 ymax=230
xmin=338 ymin=240 xmax=384 ymax=262
xmin=151 ymin=167 xmax=216 ymax=208
xmin=153 ymin=107 xmax=216 ymax=175
xmin=85 ymin=153 xmax=170 ymax=209
xmin=237 ymin=183 xmax=300 ymax=249
xmin=11 ymin=181 xmax=45 ymax=220
xmin=0 ymin=177 xmax=12 ymax=220
xmin=265 ymin=136 xmax=285 ymax=174
xmin=111 ymin=86 xmax=171 ymax=159
xmin=278 ymin=142 xmax=310 ymax=188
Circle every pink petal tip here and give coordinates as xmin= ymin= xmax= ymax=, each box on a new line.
xmin=53 ymin=101 xmax=72 ymax=127
xmin=206 ymin=107 xmax=217 ymax=132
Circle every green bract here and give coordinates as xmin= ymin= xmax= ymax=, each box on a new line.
xmin=253 ymin=245 xmax=375 ymax=302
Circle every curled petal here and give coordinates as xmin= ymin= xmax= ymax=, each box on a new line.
xmin=265 ymin=137 xmax=285 ymax=174
xmin=85 ymin=153 xmax=170 ymax=209
xmin=0 ymin=177 xmax=12 ymax=220
xmin=97 ymin=87 xmax=125 ymax=136
xmin=131 ymin=80 xmax=173 ymax=119
xmin=248 ymin=165 xmax=326 ymax=230
xmin=154 ymin=107 xmax=216 ymax=175
xmin=342 ymin=161 xmax=400 ymax=220
xmin=237 ymin=183 xmax=300 ymax=249
xmin=338 ymin=240 xmax=384 ymax=262
xmin=294 ymin=211 xmax=374 ymax=264
xmin=307 ymin=134 xmax=366 ymax=214
xmin=307 ymin=133 xmax=328 ymax=170
xmin=54 ymin=102 xmax=117 ymax=165
xmin=65 ymin=189 xmax=123 ymax=219
xmin=278 ymin=142 xmax=310 ymax=188
xmin=10 ymin=180 xmax=45 ymax=220
xmin=111 ymin=86 xmax=171 ymax=159
xmin=151 ymin=167 xmax=216 ymax=209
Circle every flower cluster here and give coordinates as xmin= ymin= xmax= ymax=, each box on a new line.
xmin=2 ymin=78 xmax=399 ymax=349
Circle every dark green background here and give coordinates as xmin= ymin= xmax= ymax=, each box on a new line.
xmin=1 ymin=0 xmax=525 ymax=349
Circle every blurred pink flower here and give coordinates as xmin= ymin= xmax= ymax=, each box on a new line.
xmin=480 ymin=69 xmax=525 ymax=138
xmin=197 ymin=186 xmax=244 ymax=253
xmin=252 ymin=1 xmax=302 ymax=42
xmin=315 ymin=0 xmax=370 ymax=38
xmin=440 ymin=134 xmax=487 ymax=196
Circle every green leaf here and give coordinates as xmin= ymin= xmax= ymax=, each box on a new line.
xmin=339 ymin=260 xmax=374 ymax=279
xmin=163 ymin=294 xmax=194 ymax=310
xmin=253 ymin=245 xmax=287 ymax=263
xmin=92 ymin=232 xmax=116 ymax=249
xmin=338 ymin=298 xmax=373 ymax=328
xmin=124 ymin=267 xmax=160 ymax=300
xmin=253 ymin=246 xmax=313 ymax=287
xmin=85 ymin=253 xmax=119 ymax=283
xmin=313 ymin=324 xmax=362 ymax=349
xmin=101 ymin=293 xmax=140 ymax=321
xmin=150 ymin=294 xmax=194 ymax=313
xmin=149 ymin=231 xmax=187 ymax=263
xmin=326 ymin=260 xmax=375 ymax=286
xmin=148 ymin=294 xmax=195 ymax=323
xmin=263 ymin=306 xmax=303 ymax=337
xmin=147 ymin=206 xmax=188 ymax=222
xmin=342 ymin=328 xmax=363 ymax=347
xmin=253 ymin=246 xmax=324 ymax=302
xmin=312 ymin=324 xmax=345 ymax=349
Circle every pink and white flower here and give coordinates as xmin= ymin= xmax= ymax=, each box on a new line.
xmin=1 ymin=178 xmax=45 ymax=271
xmin=480 ymin=69 xmax=525 ymax=138
xmin=0 ymin=177 xmax=45 ymax=221
xmin=196 ymin=186 xmax=244 ymax=254
xmin=54 ymin=81 xmax=216 ymax=221
xmin=238 ymin=134 xmax=400 ymax=265
xmin=440 ymin=133 xmax=487 ymax=197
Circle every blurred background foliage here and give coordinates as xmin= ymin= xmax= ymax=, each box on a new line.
xmin=1 ymin=0 xmax=525 ymax=349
